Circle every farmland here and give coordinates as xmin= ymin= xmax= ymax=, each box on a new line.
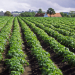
xmin=0 ymin=17 xmax=75 ymax=75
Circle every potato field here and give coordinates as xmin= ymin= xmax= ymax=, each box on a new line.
xmin=0 ymin=17 xmax=75 ymax=75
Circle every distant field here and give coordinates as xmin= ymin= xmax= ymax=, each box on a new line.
xmin=0 ymin=17 xmax=75 ymax=75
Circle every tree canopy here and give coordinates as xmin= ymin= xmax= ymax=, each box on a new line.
xmin=69 ymin=11 xmax=75 ymax=17
xmin=37 ymin=9 xmax=43 ymax=13
xmin=20 ymin=12 xmax=35 ymax=17
xmin=60 ymin=12 xmax=71 ymax=17
xmin=4 ymin=11 xmax=12 ymax=16
xmin=47 ymin=8 xmax=55 ymax=17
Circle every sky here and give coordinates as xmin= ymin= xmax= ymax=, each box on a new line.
xmin=0 ymin=0 xmax=75 ymax=12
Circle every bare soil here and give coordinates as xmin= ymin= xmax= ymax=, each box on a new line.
xmin=28 ymin=25 xmax=75 ymax=75
xmin=0 ymin=41 xmax=10 ymax=75
xmin=0 ymin=20 xmax=42 ymax=75
xmin=20 ymin=23 xmax=42 ymax=75
xmin=0 ymin=23 xmax=14 ymax=75
xmin=1 ymin=19 xmax=75 ymax=75
xmin=21 ymin=43 xmax=42 ymax=75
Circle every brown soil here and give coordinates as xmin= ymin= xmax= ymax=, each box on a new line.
xmin=0 ymin=19 xmax=42 ymax=75
xmin=19 ymin=23 xmax=41 ymax=75
xmin=1 ymin=19 xmax=75 ymax=75
xmin=0 ymin=23 xmax=14 ymax=75
xmin=40 ymin=42 xmax=75 ymax=75
xmin=27 ymin=25 xmax=75 ymax=75
xmin=0 ymin=41 xmax=10 ymax=75
xmin=19 ymin=26 xmax=32 ymax=75
xmin=21 ymin=44 xmax=41 ymax=75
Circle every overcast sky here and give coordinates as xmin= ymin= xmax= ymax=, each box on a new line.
xmin=0 ymin=0 xmax=75 ymax=12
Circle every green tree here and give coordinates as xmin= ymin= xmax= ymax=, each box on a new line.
xmin=32 ymin=12 xmax=36 ymax=16
xmin=71 ymin=14 xmax=75 ymax=17
xmin=47 ymin=8 xmax=55 ymax=17
xmin=37 ymin=9 xmax=43 ymax=13
xmin=64 ymin=13 xmax=67 ymax=17
xmin=67 ymin=15 xmax=71 ymax=17
xmin=60 ymin=12 xmax=64 ymax=17
xmin=4 ymin=11 xmax=12 ymax=16
xmin=60 ymin=12 xmax=67 ymax=17
xmin=69 ymin=11 xmax=75 ymax=17
xmin=20 ymin=12 xmax=35 ymax=17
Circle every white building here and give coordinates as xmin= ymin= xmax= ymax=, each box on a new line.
xmin=0 ymin=11 xmax=4 ymax=16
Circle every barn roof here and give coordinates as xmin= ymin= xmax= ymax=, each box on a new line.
xmin=35 ymin=13 xmax=45 ymax=17
xmin=35 ymin=13 xmax=62 ymax=17
xmin=49 ymin=13 xmax=62 ymax=17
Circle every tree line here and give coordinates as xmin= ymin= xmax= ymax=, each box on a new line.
xmin=4 ymin=11 xmax=13 ymax=16
xmin=3 ymin=9 xmax=75 ymax=17
xmin=60 ymin=11 xmax=75 ymax=17
xmin=19 ymin=8 xmax=55 ymax=17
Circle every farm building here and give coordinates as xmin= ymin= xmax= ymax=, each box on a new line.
xmin=35 ymin=13 xmax=62 ymax=17
xmin=11 ymin=13 xmax=21 ymax=17
xmin=35 ymin=13 xmax=45 ymax=17
xmin=0 ymin=11 xmax=4 ymax=16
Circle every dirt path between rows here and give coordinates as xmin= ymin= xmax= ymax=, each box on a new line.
xmin=19 ymin=23 xmax=41 ymax=75
xmin=0 ymin=23 xmax=14 ymax=75
xmin=26 ymin=23 xmax=75 ymax=75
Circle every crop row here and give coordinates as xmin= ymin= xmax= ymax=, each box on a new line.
xmin=26 ymin=17 xmax=75 ymax=33
xmin=5 ymin=18 xmax=29 ymax=75
xmin=40 ymin=18 xmax=75 ymax=32
xmin=25 ymin=19 xmax=75 ymax=50
xmin=44 ymin=18 xmax=75 ymax=30
xmin=0 ymin=17 xmax=10 ymax=30
xmin=0 ymin=18 xmax=14 ymax=61
xmin=35 ymin=17 xmax=75 ymax=29
xmin=27 ymin=18 xmax=75 ymax=38
xmin=18 ymin=17 xmax=63 ymax=75
xmin=22 ymin=18 xmax=75 ymax=67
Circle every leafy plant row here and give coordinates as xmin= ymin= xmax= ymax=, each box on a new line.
xmin=37 ymin=17 xmax=75 ymax=29
xmin=27 ymin=18 xmax=75 ymax=38
xmin=18 ymin=17 xmax=63 ymax=75
xmin=5 ymin=18 xmax=29 ymax=75
xmin=0 ymin=18 xmax=14 ymax=61
xmin=27 ymin=17 xmax=75 ymax=33
xmin=22 ymin=18 xmax=75 ymax=67
xmin=43 ymin=23 xmax=75 ymax=38
xmin=25 ymin=19 xmax=75 ymax=50
xmin=43 ymin=20 xmax=75 ymax=33
xmin=0 ymin=17 xmax=10 ymax=30
xmin=42 ymin=18 xmax=75 ymax=33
